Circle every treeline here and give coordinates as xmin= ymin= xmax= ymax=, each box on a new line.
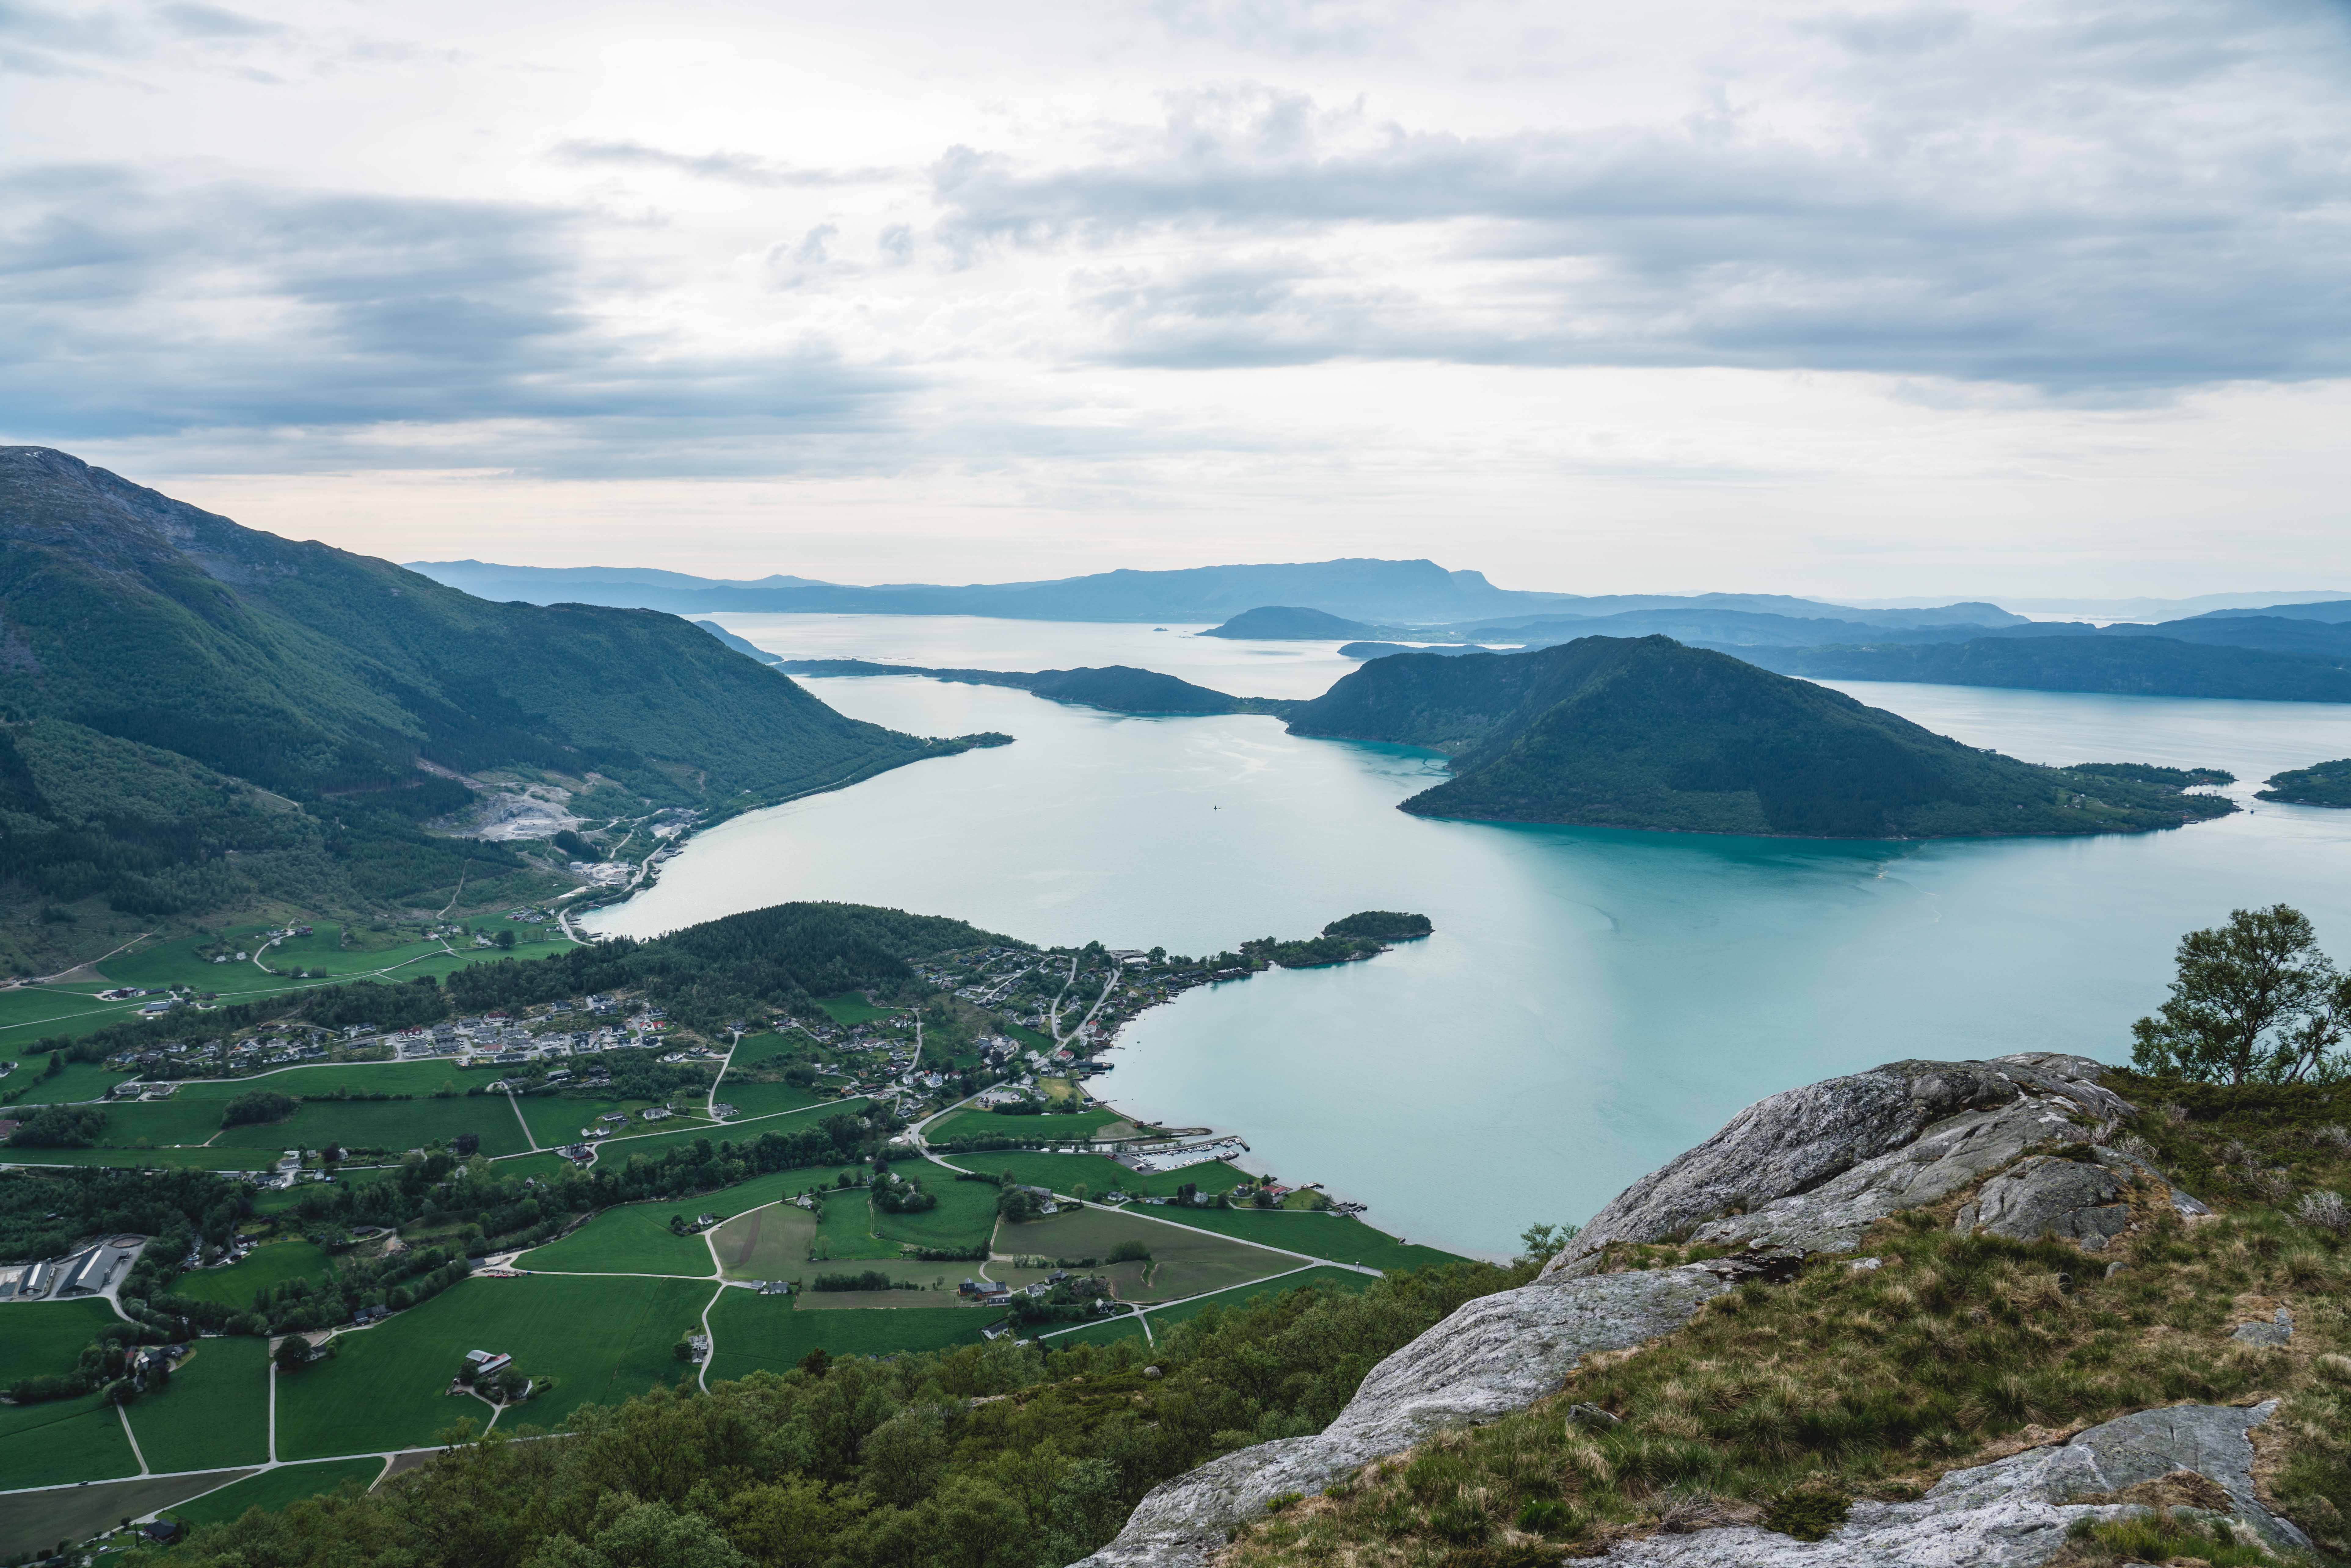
xmin=140 ymin=1258 xmax=1525 ymax=1568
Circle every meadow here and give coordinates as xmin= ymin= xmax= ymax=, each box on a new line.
xmin=702 ymin=1296 xmax=983 ymax=1382
xmin=0 ymin=1391 xmax=136 ymax=1490
xmin=1140 ymin=1207 xmax=1470 ymax=1271
xmin=0 ymin=1057 xmax=133 ymax=1106
xmin=125 ymin=1335 xmax=270 ymax=1473
xmin=709 ymin=1078 xmax=835 ymax=1119
xmin=869 ymin=1172 xmax=999 ymax=1252
xmin=991 ymin=1206 xmax=1297 ymax=1301
xmin=708 ymin=1204 xmax=813 ymax=1281
xmin=924 ymin=1104 xmax=1126 ymax=1144
xmin=168 ymin=1239 xmax=338 ymax=1309
xmin=1141 ymin=1265 xmax=1375 ymax=1328
xmin=944 ymin=1150 xmax=1253 ymax=1199
xmin=589 ymin=1099 xmax=866 ymax=1167
xmin=813 ymin=994 xmax=897 ymax=1027
xmin=519 ymin=1175 xmax=795 ymax=1275
xmin=208 ymin=1095 xmax=529 ymax=1156
xmin=0 ymin=1298 xmax=120 ymax=1385
xmin=514 ymin=1091 xmax=674 ymax=1149
xmin=2 ymin=1146 xmax=283 ymax=1171
xmin=164 ymin=1457 xmax=387 ymax=1529
xmin=0 ymin=986 xmax=144 ymax=1049
xmin=809 ymin=1191 xmax=898 ymax=1261
xmin=275 ymin=1273 xmax=710 ymax=1459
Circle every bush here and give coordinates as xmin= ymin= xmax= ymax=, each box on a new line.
xmin=221 ymin=1091 xmax=297 ymax=1129
xmin=6 ymin=1106 xmax=107 ymax=1147
xmin=1106 ymin=1239 xmax=1151 ymax=1264
xmin=1762 ymin=1486 xmax=1850 ymax=1541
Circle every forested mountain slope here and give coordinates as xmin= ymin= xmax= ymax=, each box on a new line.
xmin=1740 ymin=635 xmax=2351 ymax=702
xmin=1286 ymin=637 xmax=2236 ymax=838
xmin=0 ymin=449 xmax=960 ymax=956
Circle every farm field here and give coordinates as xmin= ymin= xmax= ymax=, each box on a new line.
xmin=275 ymin=1274 xmax=709 ymax=1459
xmin=515 ymin=1092 xmax=672 ymax=1148
xmin=710 ymin=1078 xmax=834 ymax=1119
xmin=126 ymin=1335 xmax=270 ymax=1472
xmin=992 ymin=1206 xmax=1296 ymax=1301
xmin=167 ymin=1239 xmax=338 ymax=1308
xmin=945 ymin=1150 xmax=1253 ymax=1199
xmin=1040 ymin=1313 xmax=1148 ymax=1348
xmin=870 ymin=1171 xmax=998 ymax=1253
xmin=590 ymin=1100 xmax=865 ymax=1166
xmin=1 ymin=1146 xmax=283 ymax=1172
xmin=709 ymin=1203 xmax=812 ymax=1281
xmin=924 ymin=1104 xmax=1125 ymax=1144
xmin=703 ymin=1296 xmax=984 ymax=1382
xmin=792 ymin=1283 xmax=962 ymax=1309
xmin=813 ymin=994 xmax=896 ymax=1027
xmin=209 ymin=1094 xmax=529 ymax=1156
xmin=0 ymin=985 xmax=142 ymax=1047
xmin=724 ymin=1032 xmax=803 ymax=1071
xmin=810 ymin=1191 xmax=897 ymax=1261
xmin=1141 ymin=1208 xmax=1471 ymax=1271
xmin=1144 ymin=1265 xmax=1376 ymax=1329
xmin=0 ymin=1390 xmax=137 ymax=1490
xmin=519 ymin=1174 xmax=797 ymax=1275
xmin=0 ymin=1058 xmax=135 ymax=1105
xmin=165 ymin=1457 xmax=387 ymax=1528
xmin=0 ymin=1297 xmax=119 ymax=1385
xmin=477 ymin=1152 xmax=579 ymax=1185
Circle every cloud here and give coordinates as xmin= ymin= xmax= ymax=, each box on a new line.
xmin=552 ymin=139 xmax=900 ymax=189
xmin=0 ymin=166 xmax=908 ymax=470
xmin=926 ymin=3 xmax=2351 ymax=395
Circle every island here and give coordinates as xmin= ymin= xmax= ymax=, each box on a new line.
xmin=2257 ymin=758 xmax=2351 ymax=806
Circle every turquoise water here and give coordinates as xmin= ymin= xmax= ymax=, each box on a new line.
xmin=590 ymin=617 xmax=2351 ymax=1253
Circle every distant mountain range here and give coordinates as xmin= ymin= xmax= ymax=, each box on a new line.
xmin=411 ymin=558 xmax=2032 ymax=631
xmin=0 ymin=449 xmax=971 ymax=965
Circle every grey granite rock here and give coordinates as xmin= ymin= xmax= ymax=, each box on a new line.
xmin=2230 ymin=1308 xmax=2294 ymax=1346
xmin=1544 ymin=1053 xmax=2191 ymax=1275
xmin=1956 ymin=1156 xmax=2132 ymax=1250
xmin=1066 ymin=1265 xmax=1735 ymax=1568
xmin=1603 ymin=1401 xmax=2306 ymax=1565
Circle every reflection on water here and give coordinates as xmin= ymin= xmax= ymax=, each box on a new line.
xmin=591 ymin=618 xmax=2351 ymax=1251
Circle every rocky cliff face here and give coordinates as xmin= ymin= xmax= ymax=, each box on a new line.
xmin=1069 ymin=1053 xmax=2291 ymax=1568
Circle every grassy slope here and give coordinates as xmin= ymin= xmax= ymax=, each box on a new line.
xmin=518 ymin=1175 xmax=804 ymax=1274
xmin=126 ymin=1335 xmax=270 ymax=1472
xmin=1143 ymin=1264 xmax=1376 ymax=1327
xmin=994 ymin=1206 xmax=1300 ymax=1301
xmin=275 ymin=1274 xmax=710 ymax=1459
xmin=870 ymin=1173 xmax=1001 ymax=1252
xmin=810 ymin=1193 xmax=898 ymax=1261
xmin=1139 ymin=1207 xmax=1471 ymax=1271
xmin=0 ymin=1392 xmax=137 ymax=1489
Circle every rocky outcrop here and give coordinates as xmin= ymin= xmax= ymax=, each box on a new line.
xmin=1070 ymin=1264 xmax=1745 ymax=1568
xmin=1067 ymin=1053 xmax=2239 ymax=1568
xmin=1604 ymin=1400 xmax=2308 ymax=1565
xmin=1544 ymin=1053 xmax=2183 ymax=1275
xmin=2230 ymin=1308 xmax=2294 ymax=1347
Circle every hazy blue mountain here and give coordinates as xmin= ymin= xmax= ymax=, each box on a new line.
xmin=2184 ymin=599 xmax=2351 ymax=624
xmin=1284 ymin=636 xmax=2234 ymax=838
xmin=1739 ymin=636 xmax=2351 ymax=702
xmin=1199 ymin=606 xmax=1390 ymax=639
xmin=693 ymin=620 xmax=785 ymax=664
xmin=772 ymin=659 xmax=1288 ymax=717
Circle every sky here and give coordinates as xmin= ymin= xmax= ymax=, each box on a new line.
xmin=3 ymin=0 xmax=2348 ymax=598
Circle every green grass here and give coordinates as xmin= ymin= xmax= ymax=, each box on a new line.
xmin=995 ymin=1206 xmax=1298 ymax=1301
xmin=166 ymin=1241 xmax=337 ymax=1308
xmin=0 ymin=1145 xmax=285 ymax=1171
xmin=703 ymin=1296 xmax=986 ymax=1382
xmin=1143 ymin=1265 xmax=1375 ymax=1328
xmin=925 ymin=1105 xmax=1126 ymax=1144
xmin=1038 ymin=1313 xmax=1148 ymax=1348
xmin=810 ymin=1191 xmax=898 ymax=1261
xmin=515 ymin=1091 xmax=672 ymax=1148
xmin=589 ymin=1099 xmax=866 ymax=1167
xmin=724 ymin=1032 xmax=805 ymax=1071
xmin=814 ymin=994 xmax=896 ymax=1027
xmin=870 ymin=1172 xmax=1000 ymax=1253
xmin=0 ymin=1058 xmax=136 ymax=1105
xmin=519 ymin=1177 xmax=805 ymax=1275
xmin=0 ymin=1391 xmax=138 ymax=1490
xmin=946 ymin=1151 xmax=1253 ymax=1199
xmin=0 ymin=985 xmax=142 ymax=1045
xmin=1141 ymin=1208 xmax=1471 ymax=1271
xmin=165 ymin=1457 xmax=387 ymax=1527
xmin=709 ymin=1206 xmax=814 ymax=1281
xmin=711 ymin=1079 xmax=836 ymax=1119
xmin=275 ymin=1274 xmax=711 ymax=1459
xmin=479 ymin=1152 xmax=583 ymax=1185
xmin=208 ymin=1095 xmax=530 ymax=1156
xmin=0 ymin=1297 xmax=119 ymax=1384
xmin=125 ymin=1335 xmax=270 ymax=1472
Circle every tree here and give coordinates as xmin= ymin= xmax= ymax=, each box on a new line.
xmin=495 ymin=929 xmax=517 ymax=950
xmin=275 ymin=1334 xmax=314 ymax=1373
xmin=2131 ymin=904 xmax=2351 ymax=1083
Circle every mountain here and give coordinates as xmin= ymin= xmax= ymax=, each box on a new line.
xmin=1441 ymin=597 xmax=2028 ymax=633
xmin=405 ymin=558 xmax=2031 ymax=631
xmin=1737 ymin=636 xmax=2351 ymax=702
xmin=0 ymin=448 xmax=964 ymax=954
xmin=2187 ymin=598 xmax=2351 ymax=624
xmin=1198 ymin=606 xmax=1389 ymax=640
xmin=1283 ymin=636 xmax=2235 ymax=837
xmin=692 ymin=620 xmax=785 ymax=664
xmin=774 ymin=659 xmax=1282 ymax=717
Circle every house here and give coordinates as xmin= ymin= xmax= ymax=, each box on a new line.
xmin=695 ymin=1213 xmax=718 ymax=1228
xmin=640 ymin=1107 xmax=673 ymax=1121
xmin=466 ymin=1350 xmax=513 ymax=1377
xmin=142 ymin=1521 xmax=185 ymax=1545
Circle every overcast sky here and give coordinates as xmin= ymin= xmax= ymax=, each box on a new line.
xmin=4 ymin=0 xmax=2347 ymax=597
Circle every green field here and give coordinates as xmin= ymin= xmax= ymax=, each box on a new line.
xmin=708 ymin=1205 xmax=813 ymax=1281
xmin=1 ymin=1145 xmax=284 ymax=1172
xmin=711 ymin=1079 xmax=835 ymax=1119
xmin=724 ymin=1032 xmax=804 ymax=1071
xmin=0 ymin=1391 xmax=137 ymax=1490
xmin=1139 ymin=1208 xmax=1471 ymax=1271
xmin=703 ymin=1296 xmax=985 ymax=1382
xmin=101 ymin=926 xmax=578 ymax=995
xmin=0 ymin=1298 xmax=120 ymax=1385
xmin=0 ymin=985 xmax=144 ymax=1046
xmin=588 ymin=1099 xmax=865 ymax=1167
xmin=944 ymin=1151 xmax=1253 ymax=1199
xmin=0 ymin=1057 xmax=136 ymax=1105
xmin=993 ymin=1206 xmax=1294 ymax=1302
xmin=870 ymin=1172 xmax=999 ymax=1253
xmin=810 ymin=1191 xmax=897 ymax=1261
xmin=1143 ymin=1265 xmax=1376 ymax=1328
xmin=167 ymin=1240 xmax=338 ymax=1308
xmin=814 ymin=994 xmax=898 ymax=1027
xmin=477 ymin=1152 xmax=581 ymax=1185
xmin=209 ymin=1095 xmax=528 ymax=1156
xmin=165 ymin=1457 xmax=387 ymax=1528
xmin=275 ymin=1274 xmax=709 ymax=1459
xmin=515 ymin=1091 xmax=674 ymax=1148
xmin=518 ymin=1175 xmax=804 ymax=1276
xmin=126 ymin=1335 xmax=270 ymax=1472
xmin=924 ymin=1104 xmax=1126 ymax=1144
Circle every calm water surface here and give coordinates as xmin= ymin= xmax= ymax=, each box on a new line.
xmin=589 ymin=616 xmax=2351 ymax=1252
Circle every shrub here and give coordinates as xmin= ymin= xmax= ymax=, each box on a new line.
xmin=2295 ymin=1189 xmax=2349 ymax=1236
xmin=1762 ymin=1485 xmax=1851 ymax=1541
xmin=221 ymin=1091 xmax=297 ymax=1128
